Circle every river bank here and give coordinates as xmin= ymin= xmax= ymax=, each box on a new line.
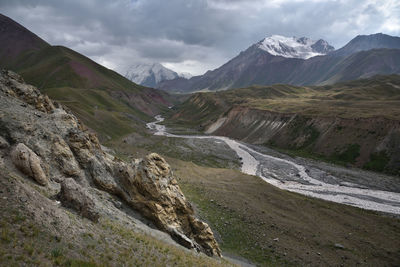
xmin=147 ymin=115 xmax=400 ymax=215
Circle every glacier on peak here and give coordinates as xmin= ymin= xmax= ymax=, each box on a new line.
xmin=258 ymin=35 xmax=334 ymax=59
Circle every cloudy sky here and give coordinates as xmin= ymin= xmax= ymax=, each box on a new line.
xmin=1 ymin=0 xmax=399 ymax=75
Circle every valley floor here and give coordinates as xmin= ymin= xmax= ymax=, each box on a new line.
xmin=109 ymin=118 xmax=400 ymax=266
xmin=147 ymin=116 xmax=400 ymax=216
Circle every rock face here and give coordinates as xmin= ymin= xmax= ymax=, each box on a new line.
xmin=11 ymin=143 xmax=48 ymax=186
xmin=0 ymin=70 xmax=221 ymax=256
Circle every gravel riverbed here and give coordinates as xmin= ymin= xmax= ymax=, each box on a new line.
xmin=147 ymin=115 xmax=400 ymax=215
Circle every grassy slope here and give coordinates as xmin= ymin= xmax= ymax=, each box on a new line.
xmin=43 ymin=86 xmax=143 ymax=140
xmin=179 ymin=75 xmax=400 ymax=120
xmin=0 ymin=14 xmax=49 ymax=67
xmin=0 ymin=171 xmax=231 ymax=267
xmin=174 ymin=160 xmax=400 ymax=266
xmin=11 ymin=45 xmax=144 ymax=92
xmin=5 ymin=45 xmax=172 ymax=141
xmin=110 ymin=138 xmax=400 ymax=266
xmin=0 ymin=14 xmax=171 ymax=140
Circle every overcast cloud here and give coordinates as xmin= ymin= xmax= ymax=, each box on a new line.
xmin=1 ymin=0 xmax=399 ymax=75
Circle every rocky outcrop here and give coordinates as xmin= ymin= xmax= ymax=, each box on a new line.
xmin=11 ymin=143 xmax=48 ymax=186
xmin=59 ymin=178 xmax=99 ymax=222
xmin=0 ymin=70 xmax=221 ymax=256
xmin=120 ymin=153 xmax=220 ymax=256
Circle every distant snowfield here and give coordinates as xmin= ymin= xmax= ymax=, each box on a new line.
xmin=147 ymin=115 xmax=400 ymax=215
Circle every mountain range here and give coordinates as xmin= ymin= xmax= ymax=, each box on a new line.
xmin=125 ymin=62 xmax=191 ymax=88
xmin=158 ymin=33 xmax=400 ymax=93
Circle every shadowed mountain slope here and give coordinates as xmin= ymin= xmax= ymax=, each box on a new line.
xmin=0 ymin=14 xmax=171 ymax=141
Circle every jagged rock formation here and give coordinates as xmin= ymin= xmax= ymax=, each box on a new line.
xmin=0 ymin=70 xmax=221 ymax=256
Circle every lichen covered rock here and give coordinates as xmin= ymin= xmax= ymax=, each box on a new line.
xmin=11 ymin=143 xmax=48 ymax=186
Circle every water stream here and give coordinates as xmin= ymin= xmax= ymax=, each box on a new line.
xmin=147 ymin=115 xmax=400 ymax=215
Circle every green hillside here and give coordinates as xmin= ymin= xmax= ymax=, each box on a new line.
xmin=9 ymin=45 xmax=171 ymax=141
xmin=173 ymin=75 xmax=400 ymax=121
xmin=0 ymin=14 xmax=172 ymax=141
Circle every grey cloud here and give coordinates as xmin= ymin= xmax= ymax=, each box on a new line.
xmin=0 ymin=0 xmax=399 ymax=75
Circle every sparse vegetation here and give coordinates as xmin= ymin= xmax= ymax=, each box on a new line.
xmin=364 ymin=151 xmax=391 ymax=172
xmin=170 ymin=75 xmax=400 ymax=123
xmin=0 ymin=171 xmax=232 ymax=267
xmin=333 ymin=144 xmax=360 ymax=164
xmin=167 ymin=157 xmax=400 ymax=266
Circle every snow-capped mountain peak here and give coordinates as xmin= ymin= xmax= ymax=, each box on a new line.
xmin=125 ymin=63 xmax=193 ymax=87
xmin=125 ymin=63 xmax=180 ymax=87
xmin=257 ymin=35 xmax=334 ymax=59
xmin=179 ymin=72 xmax=193 ymax=79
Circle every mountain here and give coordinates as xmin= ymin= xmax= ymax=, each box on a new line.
xmin=333 ymin=32 xmax=400 ymax=57
xmin=125 ymin=62 xmax=191 ymax=87
xmin=158 ymin=33 xmax=400 ymax=93
xmin=257 ymin=35 xmax=334 ymax=59
xmin=0 ymin=14 xmax=171 ymax=141
xmin=0 ymin=14 xmax=49 ymax=66
xmin=125 ymin=63 xmax=179 ymax=87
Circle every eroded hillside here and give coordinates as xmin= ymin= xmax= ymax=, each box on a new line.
xmin=0 ymin=70 xmax=228 ymax=265
xmin=169 ymin=75 xmax=400 ymax=174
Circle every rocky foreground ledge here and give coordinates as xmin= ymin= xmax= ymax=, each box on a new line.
xmin=0 ymin=70 xmax=221 ymax=257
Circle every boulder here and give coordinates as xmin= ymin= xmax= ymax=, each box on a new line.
xmin=59 ymin=178 xmax=99 ymax=222
xmin=11 ymin=143 xmax=48 ymax=186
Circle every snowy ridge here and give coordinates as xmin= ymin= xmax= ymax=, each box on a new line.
xmin=125 ymin=63 xmax=179 ymax=86
xmin=258 ymin=35 xmax=334 ymax=59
